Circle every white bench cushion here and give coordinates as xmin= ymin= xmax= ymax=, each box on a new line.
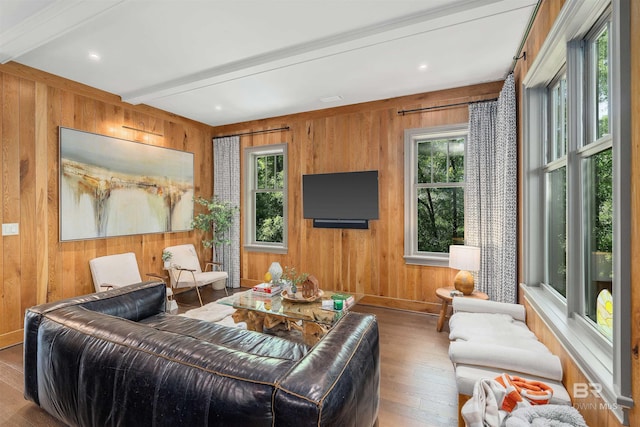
xmin=455 ymin=365 xmax=571 ymax=406
xmin=449 ymin=341 xmax=563 ymax=381
xmin=449 ymin=312 xmax=550 ymax=354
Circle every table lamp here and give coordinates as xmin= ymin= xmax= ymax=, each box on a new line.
xmin=449 ymin=245 xmax=480 ymax=295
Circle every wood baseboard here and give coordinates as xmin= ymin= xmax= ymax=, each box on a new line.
xmin=358 ymin=295 xmax=440 ymax=315
xmin=0 ymin=329 xmax=24 ymax=350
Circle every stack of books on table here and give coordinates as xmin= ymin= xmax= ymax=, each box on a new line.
xmin=252 ymin=283 xmax=283 ymax=296
xmin=331 ymin=293 xmax=355 ymax=307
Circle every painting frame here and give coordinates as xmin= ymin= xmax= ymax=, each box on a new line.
xmin=59 ymin=127 xmax=194 ymax=241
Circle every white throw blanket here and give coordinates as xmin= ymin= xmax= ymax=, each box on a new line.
xmin=462 ymin=378 xmax=509 ymax=427
xmin=505 ymin=405 xmax=587 ymax=427
xmin=462 ymin=378 xmax=586 ymax=427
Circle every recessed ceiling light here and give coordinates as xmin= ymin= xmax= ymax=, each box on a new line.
xmin=418 ymin=64 xmax=428 ymax=71
xmin=320 ymin=95 xmax=343 ymax=103
xmin=88 ymin=52 xmax=101 ymax=61
xmin=214 ymin=105 xmax=222 ymax=111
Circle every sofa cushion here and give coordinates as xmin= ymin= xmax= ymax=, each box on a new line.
xmin=140 ymin=313 xmax=308 ymax=360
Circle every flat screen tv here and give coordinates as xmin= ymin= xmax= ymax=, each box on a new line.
xmin=303 ymin=170 xmax=379 ymax=229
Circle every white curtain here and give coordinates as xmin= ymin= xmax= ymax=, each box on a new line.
xmin=213 ymin=136 xmax=241 ymax=288
xmin=465 ymin=74 xmax=517 ymax=303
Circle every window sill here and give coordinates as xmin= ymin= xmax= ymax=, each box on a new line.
xmin=521 ymin=283 xmax=629 ymax=423
xmin=403 ymin=254 xmax=449 ymax=267
xmin=243 ymin=244 xmax=287 ymax=255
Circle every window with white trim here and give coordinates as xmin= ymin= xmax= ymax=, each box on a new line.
xmin=404 ymin=124 xmax=467 ymax=266
xmin=243 ymin=144 xmax=287 ymax=253
xmin=523 ymin=0 xmax=631 ymax=420
xmin=545 ymin=69 xmax=568 ymax=297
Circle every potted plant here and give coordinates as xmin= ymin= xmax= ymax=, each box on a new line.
xmin=162 ymin=250 xmax=173 ymax=269
xmin=191 ymin=196 xmax=238 ymax=264
xmin=282 ymin=266 xmax=309 ymax=295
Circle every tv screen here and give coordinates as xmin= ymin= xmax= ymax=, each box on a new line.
xmin=303 ymin=171 xmax=379 ymax=220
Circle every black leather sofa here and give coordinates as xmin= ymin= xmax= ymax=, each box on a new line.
xmin=24 ymin=281 xmax=379 ymax=426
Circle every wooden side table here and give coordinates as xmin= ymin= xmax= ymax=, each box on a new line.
xmin=435 ymin=286 xmax=489 ymax=332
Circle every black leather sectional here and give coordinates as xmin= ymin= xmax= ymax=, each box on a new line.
xmin=23 ymin=281 xmax=379 ymax=426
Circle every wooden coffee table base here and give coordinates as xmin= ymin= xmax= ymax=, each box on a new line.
xmin=231 ymin=308 xmax=328 ymax=346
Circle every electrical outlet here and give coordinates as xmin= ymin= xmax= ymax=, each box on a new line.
xmin=2 ymin=223 xmax=19 ymax=236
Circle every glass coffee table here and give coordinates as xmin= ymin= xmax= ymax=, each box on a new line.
xmin=217 ymin=289 xmax=362 ymax=345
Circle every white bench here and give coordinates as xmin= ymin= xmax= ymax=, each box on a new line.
xmin=447 ymin=298 xmax=571 ymax=426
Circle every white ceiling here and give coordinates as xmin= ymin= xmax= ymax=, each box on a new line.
xmin=0 ymin=0 xmax=537 ymax=127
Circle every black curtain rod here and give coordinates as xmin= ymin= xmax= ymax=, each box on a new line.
xmin=397 ymin=98 xmax=498 ymax=116
xmin=214 ymin=126 xmax=290 ymax=139
xmin=509 ymin=0 xmax=542 ymax=73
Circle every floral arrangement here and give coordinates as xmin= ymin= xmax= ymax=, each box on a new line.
xmin=282 ymin=266 xmax=309 ymax=294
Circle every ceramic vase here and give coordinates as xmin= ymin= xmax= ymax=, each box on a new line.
xmin=268 ymin=262 xmax=283 ymax=284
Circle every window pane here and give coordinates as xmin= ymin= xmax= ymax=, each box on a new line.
xmin=431 ymin=140 xmax=449 ymax=183
xmin=417 ymin=187 xmax=464 ymax=252
xmin=585 ymin=148 xmax=613 ymax=337
xmin=549 ymin=75 xmax=567 ymax=161
xmin=449 ymin=138 xmax=465 ymax=183
xmin=255 ymin=191 xmax=283 ymax=243
xmin=256 ymin=156 xmax=269 ymax=189
xmin=595 ymin=27 xmax=609 ymax=139
xmin=417 ymin=138 xmax=465 ymax=184
xmin=275 ymin=154 xmax=284 ymax=189
xmin=417 ymin=141 xmax=433 ymax=183
xmin=256 ymin=155 xmax=284 ymax=190
xmin=547 ymin=167 xmax=567 ymax=297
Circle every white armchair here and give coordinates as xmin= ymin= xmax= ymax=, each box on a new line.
xmin=163 ymin=244 xmax=228 ymax=306
xmin=89 ymin=252 xmax=176 ymax=311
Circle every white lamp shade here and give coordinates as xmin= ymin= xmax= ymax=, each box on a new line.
xmin=449 ymin=245 xmax=480 ymax=272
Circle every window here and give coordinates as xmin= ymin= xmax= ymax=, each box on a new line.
xmin=545 ymin=71 xmax=568 ymax=297
xmin=243 ymin=144 xmax=287 ymax=253
xmin=523 ymin=0 xmax=631 ymax=419
xmin=404 ymin=124 xmax=467 ymax=266
xmin=582 ymin=21 xmax=613 ymax=337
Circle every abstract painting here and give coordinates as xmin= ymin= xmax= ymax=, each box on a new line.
xmin=59 ymin=127 xmax=194 ymax=241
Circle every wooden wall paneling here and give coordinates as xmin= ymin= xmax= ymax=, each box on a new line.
xmin=630 ymin=0 xmax=640 ymax=424
xmin=35 ymin=82 xmax=48 ymax=305
xmin=19 ymin=78 xmax=37 ymax=316
xmin=76 ymin=95 xmax=98 ymax=296
xmin=219 ymin=82 xmax=502 ymax=314
xmin=387 ymin=111 xmax=404 ymax=300
xmin=0 ymin=75 xmax=6 ymax=337
xmin=46 ymin=86 xmax=61 ymax=303
xmin=376 ymin=109 xmax=392 ymax=300
xmin=366 ymin=112 xmax=382 ymax=297
xmin=0 ymin=73 xmax=4 ymax=339
xmin=287 ymin=126 xmax=302 ymax=278
xmin=0 ymin=63 xmax=221 ymax=348
xmin=59 ymin=89 xmax=76 ymax=300
xmin=2 ymin=74 xmax=21 ymax=335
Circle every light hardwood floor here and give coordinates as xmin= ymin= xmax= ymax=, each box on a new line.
xmin=0 ymin=287 xmax=457 ymax=427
